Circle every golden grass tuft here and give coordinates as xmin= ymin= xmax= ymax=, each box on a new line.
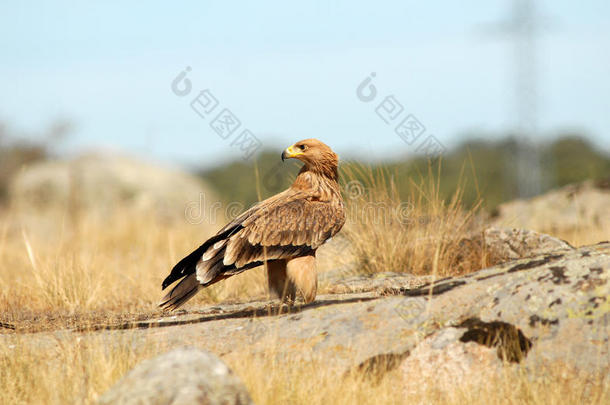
xmin=0 ymin=333 xmax=163 ymax=404
xmin=340 ymin=164 xmax=495 ymax=278
xmin=0 ymin=204 xmax=266 ymax=332
xmin=233 ymin=352 xmax=610 ymax=405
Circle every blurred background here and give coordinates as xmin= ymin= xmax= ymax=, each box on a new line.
xmin=1 ymin=0 xmax=609 ymax=212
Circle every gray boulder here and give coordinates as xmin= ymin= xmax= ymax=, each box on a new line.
xmin=482 ymin=226 xmax=573 ymax=260
xmin=399 ymin=327 xmax=506 ymax=395
xmin=98 ymin=347 xmax=254 ymax=405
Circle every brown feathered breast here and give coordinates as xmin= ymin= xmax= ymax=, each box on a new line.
xmin=160 ymin=139 xmax=345 ymax=310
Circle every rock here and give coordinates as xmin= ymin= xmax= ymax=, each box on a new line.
xmin=454 ymin=227 xmax=574 ymax=271
xmin=482 ymin=227 xmax=573 ymax=261
xmin=399 ymin=328 xmax=505 ymax=395
xmin=320 ymin=270 xmax=432 ymax=294
xmin=9 ymin=153 xmax=218 ymax=223
xmin=97 ymin=347 xmax=254 ymax=405
xmin=390 ymin=242 xmax=609 ymax=374
xmin=491 ymin=180 xmax=610 ymax=235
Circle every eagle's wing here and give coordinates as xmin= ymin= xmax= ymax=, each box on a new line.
xmin=161 ymin=189 xmax=345 ymax=290
xmin=197 ymin=189 xmax=345 ymax=284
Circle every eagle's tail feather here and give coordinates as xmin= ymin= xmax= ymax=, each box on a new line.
xmin=158 ymin=273 xmax=201 ymax=311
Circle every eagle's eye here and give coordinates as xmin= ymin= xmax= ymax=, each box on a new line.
xmin=298 ymin=144 xmax=307 ymax=151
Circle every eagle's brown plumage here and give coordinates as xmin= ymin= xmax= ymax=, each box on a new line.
xmin=159 ymin=139 xmax=345 ymax=310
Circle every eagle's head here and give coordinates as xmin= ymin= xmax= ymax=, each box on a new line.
xmin=281 ymin=139 xmax=338 ymax=176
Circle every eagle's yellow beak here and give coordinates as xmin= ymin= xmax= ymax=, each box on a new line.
xmin=281 ymin=145 xmax=304 ymax=161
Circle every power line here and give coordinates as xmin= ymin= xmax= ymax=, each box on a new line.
xmin=486 ymin=0 xmax=551 ymax=197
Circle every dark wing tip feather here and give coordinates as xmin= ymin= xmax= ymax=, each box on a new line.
xmin=161 ymin=245 xmax=206 ymax=289
xmin=161 ymin=226 xmax=243 ymax=290
xmin=159 ymin=274 xmax=201 ymax=311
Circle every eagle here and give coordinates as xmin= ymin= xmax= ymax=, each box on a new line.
xmin=159 ymin=139 xmax=345 ymax=310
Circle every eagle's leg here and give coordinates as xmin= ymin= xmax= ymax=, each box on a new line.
xmin=266 ymin=259 xmax=296 ymax=303
xmin=286 ymin=253 xmax=317 ymax=304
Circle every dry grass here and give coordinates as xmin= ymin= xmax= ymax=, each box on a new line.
xmin=0 ymin=333 xmax=160 ymax=405
xmin=1 ymin=333 xmax=608 ymax=405
xmin=235 ymin=355 xmax=609 ymax=405
xmin=0 ymin=204 xmax=268 ymax=332
xmin=341 ymin=164 xmax=495 ymax=278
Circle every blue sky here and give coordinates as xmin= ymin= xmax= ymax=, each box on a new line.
xmin=1 ymin=1 xmax=609 ymax=168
